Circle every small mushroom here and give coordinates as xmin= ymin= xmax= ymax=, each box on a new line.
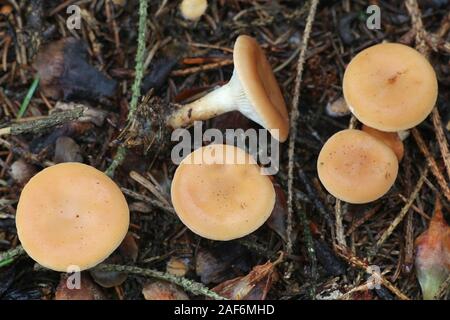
xmin=53 ymin=136 xmax=83 ymax=163
xmin=90 ymin=232 xmax=138 ymax=288
xmin=55 ymin=273 xmax=105 ymax=300
xmin=343 ymin=43 xmax=438 ymax=131
xmin=9 ymin=159 xmax=37 ymax=185
xmin=16 ymin=163 xmax=130 ymax=272
xmin=179 ymin=0 xmax=208 ymax=21
xmin=171 ymin=144 xmax=275 ymax=240
xmin=317 ymin=129 xmax=398 ymax=204
xmin=361 ymin=125 xmax=404 ymax=161
xmin=167 ymin=35 xmax=289 ymax=142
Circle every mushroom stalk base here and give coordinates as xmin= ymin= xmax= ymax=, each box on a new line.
xmin=167 ymin=83 xmax=238 ymax=128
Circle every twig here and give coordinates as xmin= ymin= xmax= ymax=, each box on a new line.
xmin=94 ymin=264 xmax=227 ymax=300
xmin=412 ymin=128 xmax=450 ymax=202
xmin=121 ymin=187 xmax=175 ymax=215
xmin=0 ymin=107 xmax=85 ymax=136
xmin=104 ymin=145 xmax=127 ymax=178
xmin=285 ymin=0 xmax=319 ymax=278
xmin=431 ymin=108 xmax=450 ymax=181
xmin=129 ymin=171 xmax=170 ymax=206
xmin=334 ymin=197 xmax=347 ymax=247
xmin=171 ymin=59 xmax=233 ymax=76
xmin=374 ymin=167 xmax=428 ymax=251
xmin=127 ymin=0 xmax=148 ymax=122
xmin=105 ymin=0 xmax=149 ymax=177
xmin=335 ymin=245 xmax=410 ymax=300
xmin=435 ymin=274 xmax=450 ymax=300
xmin=0 ymin=245 xmax=25 ymax=268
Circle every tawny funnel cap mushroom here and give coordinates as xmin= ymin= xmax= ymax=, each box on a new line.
xmin=361 ymin=124 xmax=404 ymax=161
xmin=16 ymin=163 xmax=129 ymax=272
xmin=167 ymin=35 xmax=289 ymax=142
xmin=180 ymin=0 xmax=207 ymax=21
xmin=317 ymin=129 xmax=398 ymax=204
xmin=343 ymin=43 xmax=438 ymax=131
xmin=171 ymin=144 xmax=275 ymax=240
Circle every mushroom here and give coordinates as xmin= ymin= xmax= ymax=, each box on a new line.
xmin=343 ymin=43 xmax=438 ymax=132
xmin=361 ymin=124 xmax=404 ymax=161
xmin=180 ymin=0 xmax=208 ymax=21
xmin=167 ymin=35 xmax=289 ymax=142
xmin=16 ymin=163 xmax=129 ymax=272
xmin=171 ymin=144 xmax=275 ymax=240
xmin=317 ymin=129 xmax=398 ymax=204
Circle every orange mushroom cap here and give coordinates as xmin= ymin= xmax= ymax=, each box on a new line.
xmin=167 ymin=35 xmax=289 ymax=142
xmin=16 ymin=163 xmax=129 ymax=272
xmin=361 ymin=124 xmax=405 ymax=161
xmin=171 ymin=144 xmax=275 ymax=240
xmin=233 ymin=35 xmax=290 ymax=142
xmin=317 ymin=129 xmax=398 ymax=204
xmin=343 ymin=43 xmax=438 ymax=131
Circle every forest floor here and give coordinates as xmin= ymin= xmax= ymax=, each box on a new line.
xmin=0 ymin=0 xmax=449 ymax=300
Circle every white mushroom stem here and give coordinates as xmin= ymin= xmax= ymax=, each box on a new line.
xmin=167 ymin=71 xmax=262 ymax=128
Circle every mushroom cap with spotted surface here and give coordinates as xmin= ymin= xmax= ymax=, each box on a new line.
xmin=234 ymin=35 xmax=290 ymax=142
xmin=343 ymin=43 xmax=437 ymax=132
xmin=171 ymin=144 xmax=275 ymax=241
xmin=317 ymin=129 xmax=398 ymax=204
xmin=16 ymin=163 xmax=129 ymax=272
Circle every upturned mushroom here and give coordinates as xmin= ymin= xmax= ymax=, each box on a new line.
xmin=317 ymin=129 xmax=398 ymax=204
xmin=16 ymin=163 xmax=129 ymax=272
xmin=171 ymin=144 xmax=275 ymax=240
xmin=167 ymin=35 xmax=289 ymax=142
xmin=343 ymin=43 xmax=438 ymax=132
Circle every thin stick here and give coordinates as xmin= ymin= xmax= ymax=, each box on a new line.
xmin=435 ymin=274 xmax=450 ymax=300
xmin=375 ymin=167 xmax=428 ymax=250
xmin=121 ymin=187 xmax=175 ymax=215
xmin=171 ymin=59 xmax=233 ymax=76
xmin=105 ymin=0 xmax=149 ymax=177
xmin=285 ymin=0 xmax=319 ymax=277
xmin=0 ymin=107 xmax=85 ymax=136
xmin=94 ymin=264 xmax=227 ymax=300
xmin=412 ymin=128 xmax=450 ymax=202
xmin=335 ymin=245 xmax=410 ymax=300
xmin=334 ymin=198 xmax=347 ymax=247
xmin=431 ymin=108 xmax=450 ymax=181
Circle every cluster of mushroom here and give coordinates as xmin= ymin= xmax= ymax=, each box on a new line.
xmin=16 ymin=34 xmax=289 ymax=273
xmin=169 ymin=35 xmax=290 ymax=240
xmin=317 ymin=43 xmax=438 ymax=204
